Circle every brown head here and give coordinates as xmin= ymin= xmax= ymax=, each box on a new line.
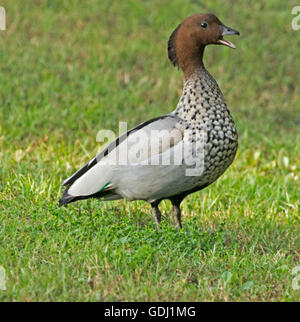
xmin=168 ymin=14 xmax=240 ymax=78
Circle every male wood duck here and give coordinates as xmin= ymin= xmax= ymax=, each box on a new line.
xmin=60 ymin=14 xmax=240 ymax=230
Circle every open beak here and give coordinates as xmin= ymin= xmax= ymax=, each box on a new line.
xmin=217 ymin=24 xmax=240 ymax=49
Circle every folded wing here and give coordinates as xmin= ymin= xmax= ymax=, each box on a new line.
xmin=59 ymin=114 xmax=185 ymax=205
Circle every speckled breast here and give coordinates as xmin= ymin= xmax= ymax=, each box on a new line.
xmin=201 ymin=104 xmax=238 ymax=184
xmin=174 ymin=67 xmax=238 ymax=187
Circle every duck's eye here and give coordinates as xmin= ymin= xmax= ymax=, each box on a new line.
xmin=201 ymin=21 xmax=208 ymax=29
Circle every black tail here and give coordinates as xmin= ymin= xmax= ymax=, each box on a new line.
xmin=59 ymin=186 xmax=120 ymax=207
xmin=59 ymin=188 xmax=77 ymax=206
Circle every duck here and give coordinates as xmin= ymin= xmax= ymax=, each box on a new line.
xmin=59 ymin=13 xmax=240 ymax=230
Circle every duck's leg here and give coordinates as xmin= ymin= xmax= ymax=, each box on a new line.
xmin=170 ymin=196 xmax=184 ymax=230
xmin=151 ymin=201 xmax=162 ymax=230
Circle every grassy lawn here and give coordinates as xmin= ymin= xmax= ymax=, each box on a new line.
xmin=0 ymin=0 xmax=299 ymax=301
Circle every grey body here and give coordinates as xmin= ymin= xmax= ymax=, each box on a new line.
xmin=60 ymin=66 xmax=238 ymax=212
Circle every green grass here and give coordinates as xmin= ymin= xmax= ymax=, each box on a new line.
xmin=0 ymin=0 xmax=299 ymax=301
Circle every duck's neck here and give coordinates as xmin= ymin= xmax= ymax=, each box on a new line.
xmin=179 ymin=46 xmax=205 ymax=79
xmin=173 ymin=65 xmax=226 ymax=120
